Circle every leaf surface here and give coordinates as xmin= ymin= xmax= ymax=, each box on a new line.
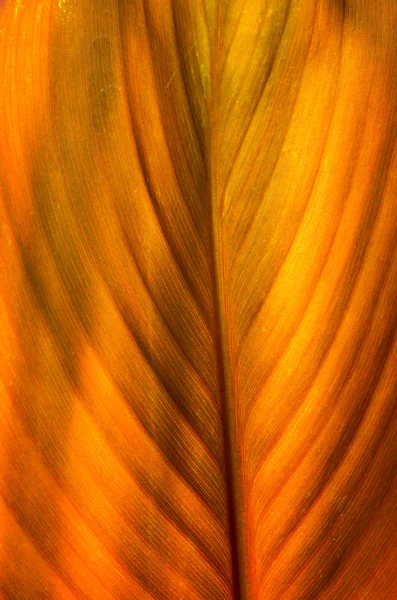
xmin=1 ymin=1 xmax=397 ymax=599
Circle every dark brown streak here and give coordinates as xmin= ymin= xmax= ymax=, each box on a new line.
xmin=141 ymin=1 xmax=210 ymax=247
xmin=207 ymin=3 xmax=245 ymax=599
xmin=170 ymin=2 xmax=207 ymax=160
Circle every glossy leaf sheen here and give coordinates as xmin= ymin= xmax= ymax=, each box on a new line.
xmin=1 ymin=1 xmax=397 ymax=599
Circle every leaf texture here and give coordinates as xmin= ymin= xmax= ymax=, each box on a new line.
xmin=1 ymin=1 xmax=397 ymax=599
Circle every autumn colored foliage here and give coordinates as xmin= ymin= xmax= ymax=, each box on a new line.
xmin=0 ymin=1 xmax=397 ymax=598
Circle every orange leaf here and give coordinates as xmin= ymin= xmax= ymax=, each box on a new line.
xmin=1 ymin=1 xmax=397 ymax=598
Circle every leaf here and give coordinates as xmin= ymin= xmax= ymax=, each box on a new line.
xmin=1 ymin=1 xmax=397 ymax=599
